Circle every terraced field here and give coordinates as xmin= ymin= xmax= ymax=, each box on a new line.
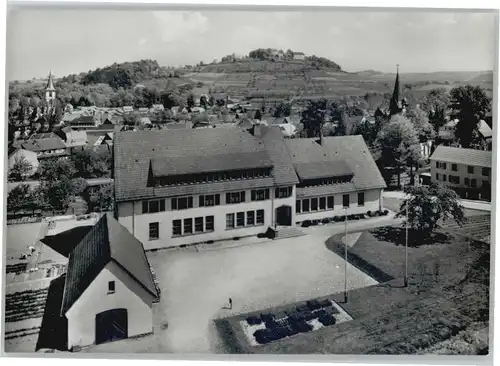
xmin=441 ymin=214 xmax=491 ymax=244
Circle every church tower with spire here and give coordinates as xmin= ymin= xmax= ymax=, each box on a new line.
xmin=389 ymin=64 xmax=407 ymax=117
xmin=45 ymin=70 xmax=56 ymax=105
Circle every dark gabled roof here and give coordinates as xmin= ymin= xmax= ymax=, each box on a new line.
xmin=21 ymin=136 xmax=67 ymax=152
xmin=256 ymin=126 xmax=299 ymax=186
xmin=71 ymin=115 xmax=98 ymax=125
xmin=284 ymin=135 xmax=386 ymax=191
xmin=114 ymin=128 xmax=272 ymax=202
xmin=294 ymin=160 xmax=352 ymax=180
xmin=61 ymin=214 xmax=158 ymax=315
xmin=430 ymin=146 xmax=492 ymax=168
xmin=296 ymin=182 xmax=358 ymax=197
xmin=151 ymin=151 xmax=273 ymax=178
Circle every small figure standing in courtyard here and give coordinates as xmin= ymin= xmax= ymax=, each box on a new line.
xmin=228 ymin=297 xmax=232 ymax=309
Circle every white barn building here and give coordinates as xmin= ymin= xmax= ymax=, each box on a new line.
xmin=61 ymin=214 xmax=158 ymax=350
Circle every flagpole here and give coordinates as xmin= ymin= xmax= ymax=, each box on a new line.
xmin=344 ymin=207 xmax=348 ymax=303
xmin=403 ymin=182 xmax=408 ymax=287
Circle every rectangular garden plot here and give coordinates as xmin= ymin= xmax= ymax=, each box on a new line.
xmin=239 ymin=298 xmax=353 ymax=346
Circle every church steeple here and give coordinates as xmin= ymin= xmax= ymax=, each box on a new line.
xmin=389 ymin=64 xmax=402 ymax=116
xmin=45 ymin=70 xmax=56 ymax=105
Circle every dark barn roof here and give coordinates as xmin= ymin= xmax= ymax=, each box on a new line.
xmin=114 ymin=128 xmax=273 ymax=202
xmin=150 ymin=151 xmax=273 ymax=177
xmin=60 ymin=214 xmax=158 ymax=315
xmin=284 ymin=135 xmax=386 ymax=192
xmin=430 ymin=145 xmax=492 ymax=168
xmin=294 ymin=160 xmax=353 ymax=180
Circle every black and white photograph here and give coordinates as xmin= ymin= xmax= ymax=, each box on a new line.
xmin=1 ymin=2 xmax=497 ymax=360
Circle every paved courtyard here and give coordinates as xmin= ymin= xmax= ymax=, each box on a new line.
xmin=117 ymin=216 xmax=397 ymax=354
xmin=81 ymin=215 xmax=398 ymax=354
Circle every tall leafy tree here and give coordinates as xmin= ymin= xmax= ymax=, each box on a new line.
xmin=398 ymin=183 xmax=465 ymax=239
xmin=7 ymin=184 xmax=31 ymax=212
xmin=449 ymin=85 xmax=491 ymax=148
xmin=301 ymin=99 xmax=328 ymax=138
xmin=420 ymin=88 xmax=450 ymax=132
xmin=377 ymin=115 xmax=421 ymax=187
xmin=406 ymin=105 xmax=436 ymax=142
xmin=272 ymin=102 xmax=291 ymax=118
xmin=254 ymin=109 xmax=262 ymax=120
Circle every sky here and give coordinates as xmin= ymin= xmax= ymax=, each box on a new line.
xmin=6 ymin=8 xmax=497 ymax=80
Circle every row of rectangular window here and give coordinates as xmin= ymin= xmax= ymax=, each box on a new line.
xmin=154 ymin=168 xmax=272 ymax=187
xmin=296 ymin=193 xmax=364 ymax=214
xmin=143 ymin=188 xmax=287 ymax=214
xmin=435 ymin=173 xmax=487 ymax=188
xmin=226 ymin=210 xmax=264 ymax=229
xmin=172 ymin=216 xmax=214 ymax=237
xmin=435 ymin=161 xmax=490 ymax=176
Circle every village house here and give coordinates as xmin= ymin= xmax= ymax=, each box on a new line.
xmin=430 ymin=145 xmax=492 ymax=200
xmin=59 ymin=213 xmax=159 ymax=350
xmin=292 ymin=52 xmax=306 ymax=61
xmin=69 ymin=114 xmax=100 ymax=130
xmin=55 ymin=127 xmax=88 ymax=149
xmin=113 ymin=126 xmax=385 ymax=249
xmin=20 ymin=133 xmax=69 ymax=160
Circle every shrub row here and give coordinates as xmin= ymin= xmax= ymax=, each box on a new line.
xmin=300 ymin=210 xmax=389 ymax=227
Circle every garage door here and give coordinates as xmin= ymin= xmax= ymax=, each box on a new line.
xmin=95 ymin=308 xmax=128 ymax=345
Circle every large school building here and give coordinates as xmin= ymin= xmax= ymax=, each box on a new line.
xmin=113 ymin=125 xmax=386 ymax=250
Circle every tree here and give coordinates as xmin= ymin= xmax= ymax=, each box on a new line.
xmin=123 ymin=112 xmax=141 ymax=126
xmin=406 ymin=105 xmax=436 ymax=142
xmin=7 ymin=184 xmax=31 ymax=212
xmin=377 ymin=115 xmax=421 ymax=187
xmin=301 ymin=99 xmax=328 ymax=138
xmin=208 ymin=95 xmax=215 ymax=106
xmin=449 ymin=85 xmax=491 ymax=148
xmin=272 ymin=102 xmax=291 ymax=118
xmin=254 ymin=109 xmax=262 ymax=120
xmin=199 ymin=95 xmax=208 ymax=108
xmin=420 ymin=88 xmax=450 ymax=132
xmin=187 ymin=94 xmax=195 ymax=110
xmin=9 ymin=156 xmax=33 ymax=181
xmin=41 ymin=179 xmax=73 ymax=213
xmin=38 ymin=158 xmax=76 ymax=182
xmin=71 ymin=177 xmax=88 ymax=196
xmin=398 ymin=183 xmax=465 ymax=239
xmin=87 ymin=184 xmax=114 ymax=212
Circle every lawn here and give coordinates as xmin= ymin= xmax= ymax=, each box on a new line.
xmin=215 ymin=224 xmax=489 ymax=354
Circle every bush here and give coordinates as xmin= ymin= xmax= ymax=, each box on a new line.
xmin=318 ymin=298 xmax=332 ymax=308
xmin=233 ymin=237 xmax=240 ymax=241
xmin=246 ymin=316 xmax=262 ymax=325
xmin=301 ymin=220 xmax=311 ymax=227
xmin=261 ymin=313 xmax=275 ymax=324
xmin=318 ymin=314 xmax=336 ymax=326
xmin=290 ymin=319 xmax=313 ymax=333
xmin=383 ymin=209 xmax=389 ymax=216
xmin=306 ymin=299 xmax=321 ymax=311
xmin=257 ymin=233 xmax=266 ymax=238
xmin=321 ymin=218 xmax=330 ymax=224
xmin=296 ymin=304 xmax=308 ymax=313
xmin=367 ymin=210 xmax=372 ymax=217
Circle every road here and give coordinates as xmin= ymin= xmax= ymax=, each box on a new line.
xmin=7 ymin=177 xmax=113 ymax=192
xmin=383 ymin=190 xmax=491 ymax=212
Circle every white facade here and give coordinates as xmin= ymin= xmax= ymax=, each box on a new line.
xmin=65 ymin=261 xmax=155 ymax=350
xmin=117 ymin=186 xmax=383 ymax=250
xmin=117 ymin=187 xmax=295 ymax=249
xmin=295 ymin=189 xmax=382 ymax=223
xmin=430 ymin=160 xmax=491 ymax=190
